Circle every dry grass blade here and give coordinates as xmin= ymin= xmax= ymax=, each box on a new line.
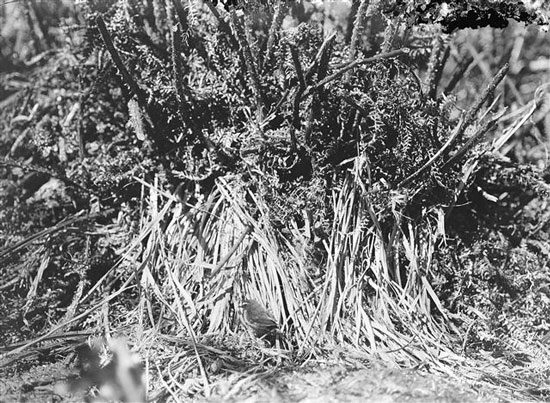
xmin=492 ymin=85 xmax=545 ymax=151
xmin=0 ymin=259 xmax=144 ymax=365
xmin=21 ymin=247 xmax=50 ymax=323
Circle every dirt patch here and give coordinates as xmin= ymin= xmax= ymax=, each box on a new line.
xmin=196 ymin=362 xmax=496 ymax=403
xmin=1 ymin=359 xmax=493 ymax=402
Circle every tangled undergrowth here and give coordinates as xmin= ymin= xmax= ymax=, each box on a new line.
xmin=1 ymin=0 xmax=550 ymax=401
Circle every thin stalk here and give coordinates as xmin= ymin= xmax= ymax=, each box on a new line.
xmin=443 ymin=55 xmax=474 ymax=96
xmin=381 ymin=17 xmax=399 ymax=53
xmin=348 ymin=0 xmax=369 ymax=63
xmin=345 ymin=0 xmax=360 ymax=43
xmin=441 ymin=114 xmax=500 ymax=171
xmin=425 ymin=35 xmax=449 ymax=99
xmin=304 ymin=48 xmax=408 ymax=97
xmin=29 ymin=0 xmax=52 ymax=48
xmin=263 ymin=0 xmax=289 ymax=69
xmin=230 ymin=11 xmax=265 ymax=132
xmin=22 ymin=0 xmax=41 ymax=53
xmin=96 ymin=16 xmax=146 ymax=105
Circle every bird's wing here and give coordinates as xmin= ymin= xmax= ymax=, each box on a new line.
xmin=248 ymin=311 xmax=279 ymax=329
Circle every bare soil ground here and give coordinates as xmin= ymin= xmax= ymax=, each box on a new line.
xmin=203 ymin=364 xmax=488 ymax=403
xmin=1 ymin=360 xmax=507 ymax=402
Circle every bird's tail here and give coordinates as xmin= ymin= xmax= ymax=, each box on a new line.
xmin=273 ymin=330 xmax=288 ymax=350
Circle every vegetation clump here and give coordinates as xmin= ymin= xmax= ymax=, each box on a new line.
xmin=0 ymin=0 xmax=549 ymax=400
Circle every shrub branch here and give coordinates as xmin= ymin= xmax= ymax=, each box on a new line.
xmin=348 ymin=0 xmax=369 ymax=63
xmin=455 ymin=63 xmax=509 ymax=141
xmin=230 ymin=11 xmax=265 ymax=132
xmin=443 ymin=55 xmax=474 ymax=96
xmin=263 ymin=0 xmax=289 ymax=69
xmin=441 ymin=112 xmax=502 ymax=171
xmin=425 ymin=35 xmax=450 ymax=99
xmin=398 ymin=63 xmax=509 ymax=187
xmin=95 ymin=16 xmax=147 ymax=105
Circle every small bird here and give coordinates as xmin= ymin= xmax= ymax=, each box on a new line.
xmin=174 ymin=180 xmax=196 ymax=205
xmin=240 ymin=299 xmax=280 ymax=344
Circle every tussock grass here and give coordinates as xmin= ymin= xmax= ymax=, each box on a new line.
xmin=102 ymin=164 xmax=493 ymax=399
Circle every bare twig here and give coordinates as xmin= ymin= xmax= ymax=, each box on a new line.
xmin=432 ymin=45 xmax=450 ymax=97
xmin=168 ymin=1 xmax=191 ymax=116
xmin=143 ymin=0 xmax=159 ymax=34
xmin=398 ymin=120 xmax=464 ymax=188
xmin=270 ymin=88 xmax=290 ymax=117
xmin=0 ymin=331 xmax=92 ymax=352
xmin=59 ymin=240 xmax=89 ymax=325
xmin=345 ymin=0 xmax=382 ymax=81
xmin=77 ymin=81 xmax=86 ymax=159
xmin=342 ymin=95 xmax=369 ymax=119
xmin=290 ymin=94 xmax=301 ymax=150
xmin=210 ymin=225 xmax=252 ymax=277
xmin=272 ymin=33 xmax=337 ymax=125
xmin=203 ymin=0 xmax=239 ymax=50
xmin=315 ymin=33 xmax=334 ymax=88
xmin=171 ymin=0 xmax=190 ymax=35
xmin=304 ymin=48 xmax=408 ymax=97
xmin=152 ymin=0 xmax=166 ymax=34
